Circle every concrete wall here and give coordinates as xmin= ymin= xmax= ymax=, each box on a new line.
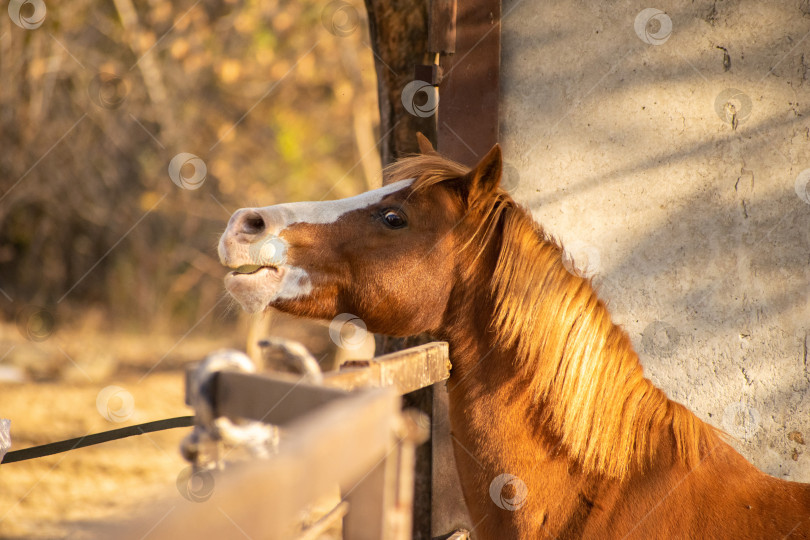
xmin=501 ymin=0 xmax=810 ymax=481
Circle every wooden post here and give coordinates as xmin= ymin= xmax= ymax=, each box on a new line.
xmin=343 ymin=451 xmax=396 ymax=539
xmin=375 ymin=335 xmax=437 ymax=540
xmin=430 ymin=384 xmax=470 ymax=537
xmin=363 ymin=0 xmax=436 ymax=164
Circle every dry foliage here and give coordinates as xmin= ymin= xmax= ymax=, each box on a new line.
xmin=0 ymin=0 xmax=379 ymax=332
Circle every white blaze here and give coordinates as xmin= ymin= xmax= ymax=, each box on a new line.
xmin=270 ymin=178 xmax=414 ymax=227
xmin=223 ymin=179 xmax=414 ymax=310
xmin=269 ymin=179 xmax=413 ymax=300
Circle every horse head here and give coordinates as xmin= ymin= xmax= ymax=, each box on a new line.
xmin=218 ymin=135 xmax=507 ymax=337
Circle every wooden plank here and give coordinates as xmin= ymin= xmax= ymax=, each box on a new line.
xmin=342 ymin=450 xmax=393 ymax=540
xmin=431 ymin=383 xmax=473 ymax=536
xmin=343 ymin=424 xmax=417 ymax=540
xmin=393 ymin=406 xmax=420 ymax=539
xmin=185 ymin=342 xmax=450 ymax=410
xmin=319 ymin=365 xmax=373 ymax=391
xmin=325 ymin=342 xmax=450 ymax=394
xmin=111 ymin=388 xmax=401 ymax=540
xmin=376 ymin=342 xmax=450 ymax=392
xmin=402 ymin=384 xmax=433 ymax=540
xmin=215 ymin=370 xmax=349 ymax=425
xmin=184 ymin=363 xmax=311 ymax=406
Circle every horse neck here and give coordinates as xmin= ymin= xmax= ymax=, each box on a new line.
xmin=437 ymin=205 xmax=712 ymax=495
xmin=438 ymin=250 xmax=605 ymax=537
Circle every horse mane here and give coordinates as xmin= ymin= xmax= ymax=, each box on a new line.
xmin=490 ymin=207 xmax=718 ymax=478
xmin=386 ymin=153 xmax=718 ymax=480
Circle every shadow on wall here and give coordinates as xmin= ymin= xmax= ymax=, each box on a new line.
xmin=500 ymin=0 xmax=810 ymax=480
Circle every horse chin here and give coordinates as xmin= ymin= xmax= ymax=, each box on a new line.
xmin=224 ymin=266 xmax=285 ymax=314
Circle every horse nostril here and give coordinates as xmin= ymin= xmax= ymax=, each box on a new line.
xmin=239 ymin=212 xmax=266 ymax=235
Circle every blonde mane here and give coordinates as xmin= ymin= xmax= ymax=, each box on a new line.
xmin=491 ymin=206 xmax=717 ymax=478
xmin=387 ymin=153 xmax=718 ymax=480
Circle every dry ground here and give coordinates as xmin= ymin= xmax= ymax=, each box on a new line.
xmin=0 ymin=321 xmax=243 ymax=539
xmin=0 ymin=309 xmax=352 ymax=539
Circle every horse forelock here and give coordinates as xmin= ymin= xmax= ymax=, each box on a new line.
xmin=385 ymin=153 xmax=513 ymax=267
xmin=490 ymin=206 xmax=718 ymax=479
xmin=383 ymin=153 xmax=469 ymax=189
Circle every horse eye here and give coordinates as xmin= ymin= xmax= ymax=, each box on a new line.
xmin=382 ymin=210 xmax=406 ymax=229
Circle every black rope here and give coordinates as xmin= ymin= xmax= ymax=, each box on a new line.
xmin=1 ymin=415 xmax=194 ymax=464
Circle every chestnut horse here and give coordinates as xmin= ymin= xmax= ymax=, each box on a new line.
xmin=218 ymin=136 xmax=810 ymax=539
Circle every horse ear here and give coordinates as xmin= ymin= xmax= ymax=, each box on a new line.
xmin=456 ymin=144 xmax=502 ymax=204
xmin=416 ymin=132 xmax=437 ymax=155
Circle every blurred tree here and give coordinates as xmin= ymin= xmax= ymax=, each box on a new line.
xmin=0 ymin=0 xmax=379 ymax=332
